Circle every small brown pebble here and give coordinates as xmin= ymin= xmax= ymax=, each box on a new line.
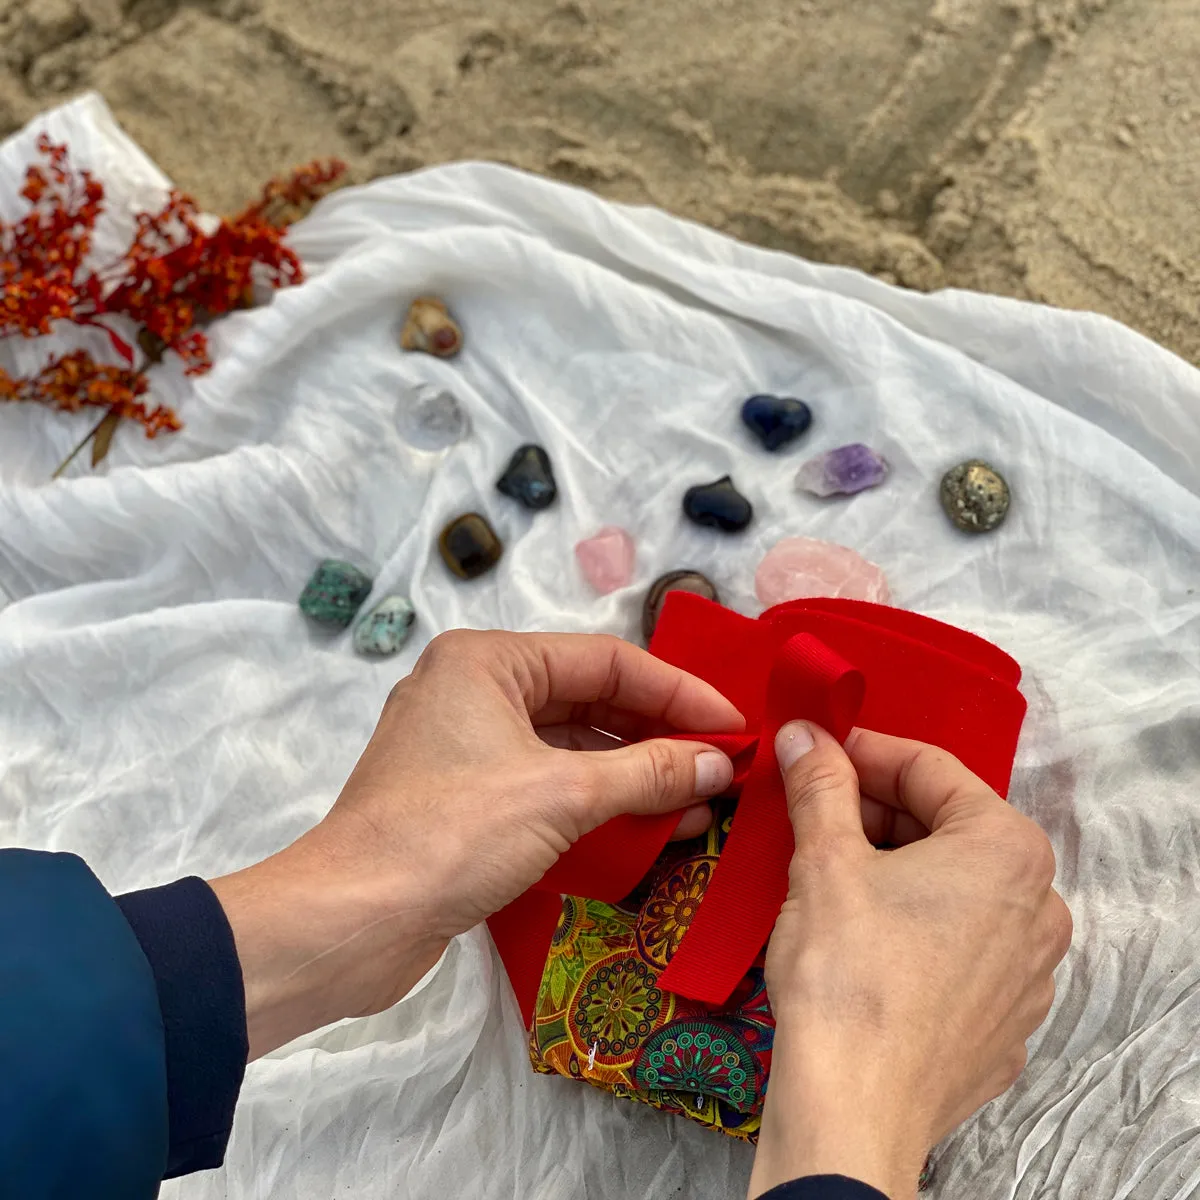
xmin=401 ymin=296 xmax=463 ymax=357
xmin=439 ymin=512 xmax=502 ymax=579
xmin=940 ymin=460 xmax=1010 ymax=533
xmin=642 ymin=570 xmax=719 ymax=643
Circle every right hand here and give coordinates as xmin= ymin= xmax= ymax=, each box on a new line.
xmin=749 ymin=722 xmax=1072 ymax=1200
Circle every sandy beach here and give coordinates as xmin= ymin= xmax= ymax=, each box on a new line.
xmin=1 ymin=0 xmax=1198 ymax=366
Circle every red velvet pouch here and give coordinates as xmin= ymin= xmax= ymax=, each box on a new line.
xmin=491 ymin=593 xmax=1027 ymax=1140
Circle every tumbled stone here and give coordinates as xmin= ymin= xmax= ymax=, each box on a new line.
xmin=795 ymin=443 xmax=890 ymax=497
xmin=755 ymin=537 xmax=890 ymax=608
xmin=642 ymin=570 xmax=719 ymax=643
xmin=353 ymin=595 xmax=416 ymax=657
xmin=299 ymin=559 xmax=374 ymax=629
xmin=496 ymin=444 xmax=557 ymax=510
xmin=439 ymin=512 xmax=503 ymax=579
xmin=682 ymin=476 xmax=753 ymax=533
xmin=400 ymin=296 xmax=462 ymax=357
xmin=741 ymin=394 xmax=813 ymax=451
xmin=397 ymin=387 xmax=470 ymax=451
xmin=940 ymin=460 xmax=1010 ymax=533
xmin=575 ymin=526 xmax=636 ymax=595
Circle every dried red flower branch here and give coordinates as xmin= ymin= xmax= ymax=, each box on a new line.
xmin=0 ymin=349 xmax=179 ymax=433
xmin=0 ymin=136 xmax=347 ymax=459
xmin=236 ymin=158 xmax=349 ymax=227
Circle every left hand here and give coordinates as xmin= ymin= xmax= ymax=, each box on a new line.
xmin=210 ymin=630 xmax=742 ymax=1057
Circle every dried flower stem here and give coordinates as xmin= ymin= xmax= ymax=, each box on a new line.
xmin=51 ymin=411 xmax=112 ymax=479
xmin=2 ymin=138 xmax=347 ymax=463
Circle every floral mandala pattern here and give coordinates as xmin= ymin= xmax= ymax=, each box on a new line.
xmin=725 ymin=967 xmax=774 ymax=1054
xmin=551 ymin=896 xmax=583 ymax=949
xmin=633 ymin=1021 xmax=758 ymax=1111
xmin=541 ymin=896 xmax=631 ymax=1010
xmin=529 ymin=796 xmax=775 ymax=1144
xmin=635 ymin=856 xmax=715 ymax=969
xmin=567 ymin=952 xmax=668 ymax=1068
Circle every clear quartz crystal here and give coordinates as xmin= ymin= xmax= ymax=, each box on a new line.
xmin=396 ymin=387 xmax=470 ymax=451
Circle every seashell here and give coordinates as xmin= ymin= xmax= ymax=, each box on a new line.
xmin=400 ymin=296 xmax=462 ymax=357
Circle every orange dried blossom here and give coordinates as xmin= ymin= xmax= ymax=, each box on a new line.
xmin=1 ymin=137 xmax=347 ymax=439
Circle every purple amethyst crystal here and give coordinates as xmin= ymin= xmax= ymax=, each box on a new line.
xmin=794 ymin=443 xmax=889 ymax=498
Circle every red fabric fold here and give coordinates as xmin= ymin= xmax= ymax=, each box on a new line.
xmin=489 ymin=592 xmax=1027 ymax=1025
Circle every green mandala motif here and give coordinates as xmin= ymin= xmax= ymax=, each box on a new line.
xmin=542 ymin=896 xmax=633 ymax=1010
xmin=633 ymin=1021 xmax=758 ymax=1112
xmin=568 ymin=952 xmax=666 ymax=1067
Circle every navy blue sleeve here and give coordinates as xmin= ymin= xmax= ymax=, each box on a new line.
xmin=756 ymin=1177 xmax=891 ymax=1200
xmin=116 ymin=876 xmax=249 ymax=1178
xmin=0 ymin=849 xmax=168 ymax=1200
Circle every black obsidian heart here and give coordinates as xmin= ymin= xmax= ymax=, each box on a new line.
xmin=741 ymin=394 xmax=813 ymax=452
xmin=682 ymin=476 xmax=753 ymax=532
xmin=496 ymin=444 xmax=557 ymax=510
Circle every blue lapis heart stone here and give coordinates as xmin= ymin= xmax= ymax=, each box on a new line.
xmin=741 ymin=394 xmax=813 ymax=452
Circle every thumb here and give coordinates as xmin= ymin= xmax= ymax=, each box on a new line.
xmin=775 ymin=720 xmax=869 ymax=845
xmin=577 ymin=739 xmax=734 ymax=822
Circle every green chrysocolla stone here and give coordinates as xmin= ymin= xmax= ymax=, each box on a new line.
xmin=299 ymin=559 xmax=374 ymax=629
xmin=353 ymin=595 xmax=416 ymax=657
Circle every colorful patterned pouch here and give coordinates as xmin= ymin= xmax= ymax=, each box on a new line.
xmin=491 ymin=593 xmax=1028 ymax=1143
xmin=529 ymin=801 xmax=771 ymax=1141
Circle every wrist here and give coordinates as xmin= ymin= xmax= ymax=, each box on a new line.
xmin=750 ymin=1018 xmax=930 ymax=1200
xmin=208 ymin=817 xmax=447 ymax=1058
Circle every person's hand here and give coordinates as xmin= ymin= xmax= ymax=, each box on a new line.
xmin=749 ymin=722 xmax=1071 ymax=1200
xmin=209 ymin=630 xmax=743 ymax=1058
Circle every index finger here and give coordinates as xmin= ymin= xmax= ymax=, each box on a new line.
xmin=511 ymin=632 xmax=745 ymax=734
xmin=844 ymin=727 xmax=1003 ymax=833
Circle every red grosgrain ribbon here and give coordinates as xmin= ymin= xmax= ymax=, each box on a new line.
xmin=488 ymin=592 xmax=1027 ymax=1025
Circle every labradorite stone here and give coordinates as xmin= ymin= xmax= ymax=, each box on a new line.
xmin=642 ymin=569 xmax=719 ymax=643
xmin=439 ymin=512 xmax=503 ymax=579
xmin=496 ymin=444 xmax=557 ymax=510
xmin=682 ymin=475 xmax=753 ymax=532
xmin=353 ymin=595 xmax=416 ymax=657
xmin=940 ymin=460 xmax=1010 ymax=533
xmin=299 ymin=559 xmax=373 ymax=629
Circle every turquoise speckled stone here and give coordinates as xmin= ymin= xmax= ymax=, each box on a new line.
xmin=353 ymin=595 xmax=416 ymax=657
xmin=299 ymin=559 xmax=373 ymax=629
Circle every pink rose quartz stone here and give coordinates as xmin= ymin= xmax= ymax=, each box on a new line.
xmin=575 ymin=526 xmax=636 ymax=595
xmin=755 ymin=536 xmax=891 ymax=608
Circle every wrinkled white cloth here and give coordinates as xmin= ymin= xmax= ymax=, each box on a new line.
xmin=2 ymin=94 xmax=1200 ymax=1200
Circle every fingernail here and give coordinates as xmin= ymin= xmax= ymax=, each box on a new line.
xmin=694 ymin=750 xmax=734 ymax=797
xmin=776 ymin=721 xmax=816 ymax=771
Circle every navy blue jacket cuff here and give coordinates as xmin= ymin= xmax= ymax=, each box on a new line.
xmin=0 ymin=850 xmax=168 ymax=1199
xmin=757 ymin=1176 xmax=891 ymax=1200
xmin=116 ymin=876 xmax=249 ymax=1178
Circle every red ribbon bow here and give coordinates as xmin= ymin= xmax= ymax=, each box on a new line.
xmin=490 ymin=592 xmax=1027 ymax=1025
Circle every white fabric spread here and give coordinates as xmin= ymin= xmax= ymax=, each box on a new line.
xmin=2 ymin=94 xmax=1200 ymax=1199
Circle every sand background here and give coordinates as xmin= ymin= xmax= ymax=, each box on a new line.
xmin=1 ymin=0 xmax=1198 ymax=366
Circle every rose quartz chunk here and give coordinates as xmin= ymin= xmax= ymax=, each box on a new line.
xmin=755 ymin=536 xmax=891 ymax=608
xmin=575 ymin=526 xmax=636 ymax=595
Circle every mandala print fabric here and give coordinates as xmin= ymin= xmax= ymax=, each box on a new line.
xmin=529 ymin=802 xmax=773 ymax=1142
